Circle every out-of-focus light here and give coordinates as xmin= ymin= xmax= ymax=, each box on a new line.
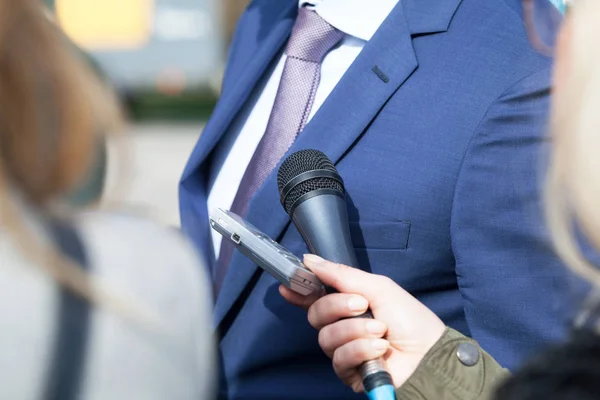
xmin=55 ymin=0 xmax=153 ymax=50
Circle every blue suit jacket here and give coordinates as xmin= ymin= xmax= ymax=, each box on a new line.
xmin=180 ymin=0 xmax=584 ymax=398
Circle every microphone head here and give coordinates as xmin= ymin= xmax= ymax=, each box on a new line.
xmin=277 ymin=149 xmax=345 ymax=215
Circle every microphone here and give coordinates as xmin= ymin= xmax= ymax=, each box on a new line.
xmin=277 ymin=149 xmax=396 ymax=400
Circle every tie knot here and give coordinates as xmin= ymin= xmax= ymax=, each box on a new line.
xmin=285 ymin=8 xmax=345 ymax=63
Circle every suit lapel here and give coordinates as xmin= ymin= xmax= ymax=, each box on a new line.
xmin=181 ymin=2 xmax=297 ymax=182
xmin=214 ymin=0 xmax=466 ymax=330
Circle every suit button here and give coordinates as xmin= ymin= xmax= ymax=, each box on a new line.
xmin=456 ymin=343 xmax=480 ymax=366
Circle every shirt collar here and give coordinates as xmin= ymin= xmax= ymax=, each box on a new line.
xmin=298 ymin=0 xmax=400 ymax=42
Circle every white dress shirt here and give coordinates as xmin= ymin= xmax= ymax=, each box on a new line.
xmin=207 ymin=0 xmax=400 ymax=257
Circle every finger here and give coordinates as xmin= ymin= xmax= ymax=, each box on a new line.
xmin=332 ymin=338 xmax=390 ymax=384
xmin=308 ymin=293 xmax=369 ymax=330
xmin=279 ymin=285 xmax=322 ymax=310
xmin=303 ymin=254 xmax=402 ymax=309
xmin=319 ymin=318 xmax=388 ymax=357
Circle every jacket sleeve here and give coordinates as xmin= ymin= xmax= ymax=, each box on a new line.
xmin=449 ymin=68 xmax=586 ymax=369
xmin=396 ymin=328 xmax=510 ymax=400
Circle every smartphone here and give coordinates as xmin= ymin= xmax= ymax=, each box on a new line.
xmin=209 ymin=208 xmax=323 ymax=296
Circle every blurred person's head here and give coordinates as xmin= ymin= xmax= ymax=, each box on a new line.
xmin=545 ymin=0 xmax=600 ymax=292
xmin=494 ymin=329 xmax=600 ymax=400
xmin=0 ymin=0 xmax=121 ymax=300
xmin=0 ymin=0 xmax=120 ymax=205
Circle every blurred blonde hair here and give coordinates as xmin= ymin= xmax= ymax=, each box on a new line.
xmin=546 ymin=0 xmax=600 ymax=287
xmin=0 ymin=0 xmax=132 ymax=311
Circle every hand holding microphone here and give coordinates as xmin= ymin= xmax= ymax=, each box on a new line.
xmin=280 ymin=255 xmax=446 ymax=394
xmin=276 ymin=149 xmax=432 ymax=399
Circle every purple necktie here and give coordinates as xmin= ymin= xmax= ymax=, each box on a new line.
xmin=214 ymin=8 xmax=344 ymax=295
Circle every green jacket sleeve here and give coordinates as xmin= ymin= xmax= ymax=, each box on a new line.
xmin=395 ymin=328 xmax=510 ymax=400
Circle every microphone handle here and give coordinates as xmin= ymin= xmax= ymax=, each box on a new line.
xmin=291 ymin=196 xmax=394 ymax=397
xmin=324 ymin=286 xmax=391 ymax=392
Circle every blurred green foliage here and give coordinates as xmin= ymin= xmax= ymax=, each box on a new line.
xmin=126 ymin=91 xmax=218 ymax=121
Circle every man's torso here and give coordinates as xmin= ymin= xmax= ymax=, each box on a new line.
xmin=179 ymin=0 xmax=562 ymax=398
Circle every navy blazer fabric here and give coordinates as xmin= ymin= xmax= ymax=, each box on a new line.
xmin=180 ymin=0 xmax=583 ymax=398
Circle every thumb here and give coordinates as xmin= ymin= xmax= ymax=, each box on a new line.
xmin=303 ymin=254 xmax=392 ymax=306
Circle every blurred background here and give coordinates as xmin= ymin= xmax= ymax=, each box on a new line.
xmin=46 ymin=0 xmax=250 ymax=226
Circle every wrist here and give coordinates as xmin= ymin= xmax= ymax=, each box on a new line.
xmin=393 ymin=326 xmax=451 ymax=389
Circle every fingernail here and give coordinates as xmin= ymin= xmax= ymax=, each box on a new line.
xmin=372 ymin=339 xmax=390 ymax=352
xmin=303 ymin=254 xmax=326 ymax=266
xmin=348 ymin=296 xmax=368 ymax=311
xmin=366 ymin=320 xmax=387 ymax=335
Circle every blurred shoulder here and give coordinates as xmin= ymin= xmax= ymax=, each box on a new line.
xmin=73 ymin=211 xmax=216 ymax=399
xmin=75 ymin=210 xmax=212 ymax=317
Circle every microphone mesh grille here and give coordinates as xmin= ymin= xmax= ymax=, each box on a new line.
xmin=277 ymin=149 xmax=344 ymax=215
xmin=283 ymin=178 xmax=344 ymax=214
